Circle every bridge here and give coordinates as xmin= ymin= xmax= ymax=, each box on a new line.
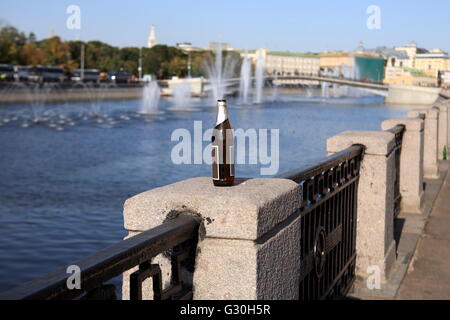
xmin=266 ymin=75 xmax=389 ymax=90
xmin=175 ymin=75 xmax=440 ymax=104
xmin=201 ymin=75 xmax=390 ymax=97
xmin=202 ymin=74 xmax=389 ymax=91
xmin=266 ymin=75 xmax=389 ymax=97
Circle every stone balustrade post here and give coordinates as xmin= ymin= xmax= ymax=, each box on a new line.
xmin=435 ymin=102 xmax=448 ymax=159
xmin=327 ymin=131 xmax=396 ymax=279
xmin=408 ymin=109 xmax=440 ymax=179
xmin=439 ymin=98 xmax=450 ymax=144
xmin=381 ymin=118 xmax=424 ymax=213
xmin=122 ymin=177 xmax=302 ymax=300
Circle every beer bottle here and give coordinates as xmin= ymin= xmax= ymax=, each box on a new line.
xmin=212 ymin=99 xmax=235 ymax=186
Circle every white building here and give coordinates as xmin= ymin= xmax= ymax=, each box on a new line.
xmin=253 ymin=49 xmax=320 ymax=76
xmin=176 ymin=42 xmax=204 ymax=52
xmin=147 ymin=25 xmax=157 ymax=48
xmin=208 ymin=42 xmax=234 ymax=52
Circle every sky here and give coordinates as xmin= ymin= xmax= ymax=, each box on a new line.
xmin=1 ymin=0 xmax=449 ymax=53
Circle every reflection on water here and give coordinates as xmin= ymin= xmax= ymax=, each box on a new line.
xmin=0 ymin=95 xmax=409 ymax=291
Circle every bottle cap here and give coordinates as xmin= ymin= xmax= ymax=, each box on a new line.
xmin=217 ymin=100 xmax=227 ymax=107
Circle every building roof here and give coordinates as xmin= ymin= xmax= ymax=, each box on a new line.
xmin=267 ymin=51 xmax=319 ymax=58
xmin=416 ymin=52 xmax=449 ymax=59
xmin=361 ymin=46 xmax=409 ymax=59
xmin=234 ymin=49 xmax=318 ymax=58
xmin=319 ymin=51 xmax=350 ymax=57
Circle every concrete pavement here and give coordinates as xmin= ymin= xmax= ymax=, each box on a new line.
xmin=396 ymin=164 xmax=450 ymax=299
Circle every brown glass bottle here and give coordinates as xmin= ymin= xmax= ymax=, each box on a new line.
xmin=212 ymin=100 xmax=235 ymax=186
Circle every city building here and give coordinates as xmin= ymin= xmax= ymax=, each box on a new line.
xmin=253 ymin=49 xmax=320 ymax=76
xmin=414 ymin=49 xmax=450 ymax=77
xmin=361 ymin=42 xmax=446 ymax=85
xmin=147 ymin=25 xmax=157 ymax=48
xmin=383 ymin=66 xmax=436 ymax=86
xmin=176 ymin=42 xmax=204 ymax=52
xmin=361 ymin=46 xmax=411 ymax=68
xmin=360 ymin=46 xmax=415 ymax=84
xmin=319 ymin=51 xmax=385 ymax=82
xmin=394 ymin=41 xmax=429 ymax=64
xmin=208 ymin=42 xmax=234 ymax=52
xmin=319 ymin=51 xmax=354 ymax=70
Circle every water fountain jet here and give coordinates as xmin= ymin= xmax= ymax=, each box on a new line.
xmin=254 ymin=50 xmax=265 ymax=104
xmin=239 ymin=52 xmax=252 ymax=104
xmin=172 ymin=81 xmax=192 ymax=110
xmin=140 ymin=80 xmax=161 ymax=114
xmin=203 ymin=43 xmax=237 ymax=104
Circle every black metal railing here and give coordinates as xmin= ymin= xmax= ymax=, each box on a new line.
xmin=0 ymin=215 xmax=199 ymax=300
xmin=277 ymin=145 xmax=364 ymax=300
xmin=385 ymin=125 xmax=406 ymax=218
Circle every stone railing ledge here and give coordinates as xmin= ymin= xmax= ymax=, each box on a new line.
xmin=381 ymin=118 xmax=424 ymax=132
xmin=124 ymin=177 xmax=301 ymax=240
xmin=123 ymin=177 xmax=303 ymax=300
xmin=408 ymin=108 xmax=438 ymax=119
xmin=327 ymin=130 xmax=395 ymax=156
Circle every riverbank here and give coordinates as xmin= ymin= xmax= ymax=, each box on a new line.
xmin=0 ymin=85 xmax=379 ymax=105
xmin=0 ymin=86 xmax=144 ymax=104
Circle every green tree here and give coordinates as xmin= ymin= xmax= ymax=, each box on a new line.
xmin=0 ymin=24 xmax=240 ymax=80
xmin=19 ymin=42 xmax=46 ymax=65
xmin=38 ymin=36 xmax=71 ymax=66
xmin=141 ymin=45 xmax=188 ymax=79
xmin=0 ymin=25 xmax=27 ymax=64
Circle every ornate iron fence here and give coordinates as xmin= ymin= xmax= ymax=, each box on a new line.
xmin=385 ymin=125 xmax=406 ymax=218
xmin=277 ymin=145 xmax=364 ymax=300
xmin=0 ymin=215 xmax=199 ymax=300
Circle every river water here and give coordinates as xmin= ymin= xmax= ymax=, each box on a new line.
xmin=0 ymin=94 xmax=409 ymax=291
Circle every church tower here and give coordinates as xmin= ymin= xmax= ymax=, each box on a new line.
xmin=147 ymin=25 xmax=157 ymax=48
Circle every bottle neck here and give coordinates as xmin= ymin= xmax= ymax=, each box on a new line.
xmin=216 ymin=104 xmax=228 ymax=125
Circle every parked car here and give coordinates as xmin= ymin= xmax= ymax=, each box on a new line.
xmin=0 ymin=64 xmax=15 ymax=81
xmin=71 ymin=69 xmax=100 ymax=83
xmin=28 ymin=66 xmax=65 ymax=83
xmin=107 ymin=71 xmax=131 ymax=84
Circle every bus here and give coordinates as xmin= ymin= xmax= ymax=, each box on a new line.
xmin=107 ymin=71 xmax=131 ymax=84
xmin=28 ymin=66 xmax=65 ymax=83
xmin=0 ymin=64 xmax=15 ymax=81
xmin=71 ymin=69 xmax=100 ymax=83
xmin=14 ymin=66 xmax=31 ymax=82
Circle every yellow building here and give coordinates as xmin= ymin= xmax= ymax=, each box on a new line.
xmin=394 ymin=41 xmax=420 ymax=67
xmin=384 ymin=67 xmax=436 ymax=87
xmin=414 ymin=50 xmax=450 ymax=77
xmin=319 ymin=52 xmax=355 ymax=69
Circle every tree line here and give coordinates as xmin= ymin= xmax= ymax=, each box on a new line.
xmin=0 ymin=23 xmax=241 ymax=79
